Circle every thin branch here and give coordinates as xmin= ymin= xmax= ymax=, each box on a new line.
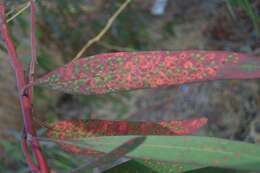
xmin=73 ymin=0 xmax=132 ymax=60
xmin=28 ymin=0 xmax=36 ymax=99
xmin=7 ymin=1 xmax=31 ymax=23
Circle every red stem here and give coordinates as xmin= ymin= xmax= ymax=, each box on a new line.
xmin=22 ymin=128 xmax=39 ymax=172
xmin=0 ymin=3 xmax=49 ymax=173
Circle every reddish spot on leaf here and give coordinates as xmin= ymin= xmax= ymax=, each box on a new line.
xmin=35 ymin=51 xmax=260 ymax=95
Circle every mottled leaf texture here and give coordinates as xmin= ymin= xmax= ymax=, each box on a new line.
xmin=47 ymin=118 xmax=207 ymax=156
xmin=46 ymin=118 xmax=207 ymax=172
xmin=64 ymin=136 xmax=260 ymax=171
xmin=48 ymin=118 xmax=207 ymax=137
xmin=36 ymin=51 xmax=260 ymax=95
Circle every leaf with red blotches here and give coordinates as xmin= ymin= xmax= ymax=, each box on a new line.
xmin=35 ymin=50 xmax=260 ymax=95
xmin=47 ymin=118 xmax=207 ymax=156
xmin=48 ymin=117 xmax=207 ymax=138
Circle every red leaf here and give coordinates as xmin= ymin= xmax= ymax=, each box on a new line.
xmin=35 ymin=51 xmax=260 ymax=95
xmin=48 ymin=118 xmax=207 ymax=137
xmin=47 ymin=117 xmax=207 ymax=155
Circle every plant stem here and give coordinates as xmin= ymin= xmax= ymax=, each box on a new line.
xmin=22 ymin=128 xmax=39 ymax=172
xmin=0 ymin=3 xmax=49 ymax=173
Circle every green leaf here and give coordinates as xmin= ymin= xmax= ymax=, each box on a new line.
xmin=70 ymin=136 xmax=146 ymax=173
xmin=184 ymin=167 xmax=246 ymax=173
xmin=104 ymin=159 xmax=203 ymax=173
xmin=105 ymin=160 xmax=245 ymax=173
xmin=68 ymin=136 xmax=260 ymax=171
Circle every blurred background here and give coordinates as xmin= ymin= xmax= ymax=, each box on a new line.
xmin=0 ymin=0 xmax=259 ymax=172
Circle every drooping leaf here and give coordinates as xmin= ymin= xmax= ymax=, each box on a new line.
xmin=48 ymin=118 xmax=207 ymax=137
xmin=59 ymin=136 xmax=260 ymax=171
xmin=104 ymin=160 xmax=243 ymax=173
xmin=104 ymin=159 xmax=204 ymax=173
xmin=69 ymin=136 xmax=146 ymax=173
xmin=35 ymin=51 xmax=260 ymax=95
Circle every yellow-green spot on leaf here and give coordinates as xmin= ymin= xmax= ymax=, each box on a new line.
xmin=165 ymin=51 xmax=171 ymax=55
xmin=226 ymin=54 xmax=235 ymax=62
xmin=116 ymin=56 xmax=125 ymax=64
xmin=240 ymin=63 xmax=260 ymax=72
xmin=73 ymin=81 xmax=80 ymax=90
xmin=143 ymin=79 xmax=151 ymax=87
xmin=48 ymin=74 xmax=60 ymax=82
xmin=104 ymin=74 xmax=114 ymax=82
xmin=190 ymin=66 xmax=197 ymax=72
xmin=194 ymin=54 xmax=204 ymax=62
xmin=175 ymin=67 xmax=181 ymax=73
xmin=95 ymin=76 xmax=103 ymax=86
xmin=195 ymin=54 xmax=201 ymax=58
xmin=72 ymin=79 xmax=85 ymax=90
xmin=202 ymin=73 xmax=208 ymax=77
xmin=97 ymin=64 xmax=104 ymax=71
xmin=166 ymin=69 xmax=173 ymax=76
xmin=108 ymin=58 xmax=114 ymax=66
xmin=83 ymin=64 xmax=90 ymax=73
xmin=175 ymin=126 xmax=182 ymax=131
xmin=73 ymin=64 xmax=80 ymax=75
xmin=77 ymin=79 xmax=85 ymax=85
xmin=50 ymin=131 xmax=59 ymax=139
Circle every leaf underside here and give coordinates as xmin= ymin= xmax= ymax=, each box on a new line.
xmin=36 ymin=50 xmax=260 ymax=95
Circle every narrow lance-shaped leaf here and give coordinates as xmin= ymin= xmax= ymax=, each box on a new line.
xmin=47 ymin=118 xmax=207 ymax=156
xmin=38 ymin=135 xmax=205 ymax=173
xmin=65 ymin=135 xmax=260 ymax=171
xmin=45 ymin=118 xmax=207 ymax=173
xmin=48 ymin=117 xmax=207 ymax=137
xmin=103 ymin=159 xmax=206 ymax=173
xmin=35 ymin=51 xmax=260 ymax=95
